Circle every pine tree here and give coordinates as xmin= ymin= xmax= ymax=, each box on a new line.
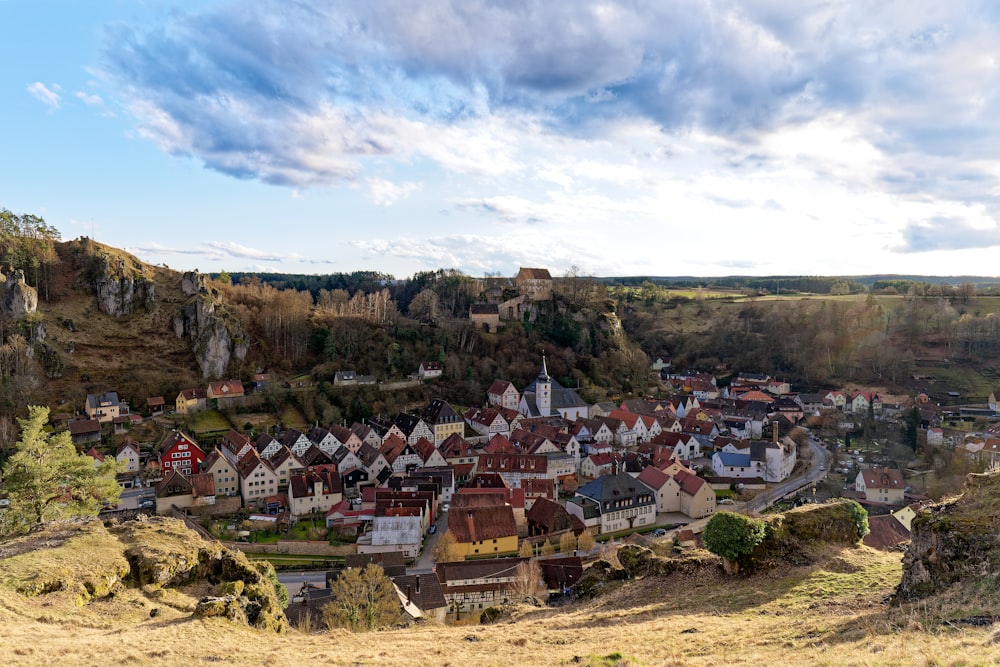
xmin=1 ymin=405 xmax=121 ymax=535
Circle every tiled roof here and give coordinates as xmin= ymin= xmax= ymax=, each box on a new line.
xmin=861 ymin=467 xmax=904 ymax=490
xmin=449 ymin=505 xmax=518 ymax=543
xmin=863 ymin=515 xmax=910 ymax=550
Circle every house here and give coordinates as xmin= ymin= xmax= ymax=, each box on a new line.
xmin=526 ymin=497 xmax=584 ymax=537
xmin=156 ymin=430 xmax=205 ymax=476
xmin=515 ymin=267 xmax=552 ymax=301
xmin=487 ymin=380 xmax=520 ymax=410
xmin=413 ymin=438 xmax=448 ymax=469
xmin=436 ymin=557 xmax=530 ymax=613
xmin=856 ymin=467 xmax=905 ymax=505
xmin=636 ymin=466 xmax=679 ymax=513
xmin=201 ymin=450 xmax=240 ymax=497
xmin=251 ymin=373 xmax=271 ymax=391
xmin=420 ymin=399 xmax=464 ymax=445
xmin=849 ymin=391 xmax=882 ymax=415
xmin=146 ymin=396 xmax=165 ymax=416
xmin=417 ymin=361 xmax=443 ymax=380
xmin=469 ymin=303 xmax=500 ymax=331
xmin=393 ymin=573 xmax=449 ymax=623
xmin=519 ymin=355 xmax=589 ymax=420
xmin=926 ymin=427 xmax=944 ymax=446
xmin=115 ymin=440 xmax=141 ymax=473
xmin=207 ymin=379 xmax=246 ymax=408
xmin=325 ymin=500 xmax=372 ymax=534
xmin=280 ymin=428 xmax=313 ymax=458
xmin=154 ymin=470 xmax=216 ymax=514
xmin=85 ymin=391 xmax=123 ymax=423
xmin=567 ymin=471 xmax=656 ymax=535
xmin=238 ymin=450 xmax=280 ymax=505
xmin=358 ymin=511 xmax=424 ymax=559
xmin=465 ymin=407 xmax=512 ymax=439
xmin=393 ymin=413 xmax=434 ymax=445
xmin=288 ymin=470 xmax=343 ymax=519
xmin=334 ymin=370 xmax=358 ymax=386
xmin=448 ymin=505 xmax=519 ymax=558
xmin=175 ymin=388 xmax=207 ymax=415
xmin=711 ymin=451 xmax=763 ymax=479
xmin=68 ymin=419 xmax=101 ymax=446
xmin=381 ymin=434 xmax=423 ymax=474
xmin=267 ymin=446 xmax=301 ymax=489
xmin=674 ymin=468 xmax=716 ymax=518
xmin=477 ymin=452 xmax=551 ymax=489
xmin=581 ymin=453 xmax=615 ymax=479
xmin=824 ymin=391 xmax=847 ymax=410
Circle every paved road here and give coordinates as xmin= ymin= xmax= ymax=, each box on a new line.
xmin=746 ymin=436 xmax=830 ymax=512
xmin=412 ymin=508 xmax=448 ymax=571
xmin=277 ymin=571 xmax=328 ymax=597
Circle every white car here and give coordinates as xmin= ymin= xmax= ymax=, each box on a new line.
xmin=718 ymin=498 xmax=735 ymax=506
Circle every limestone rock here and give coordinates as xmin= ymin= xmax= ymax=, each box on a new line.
xmin=3 ymin=269 xmax=37 ymax=318
xmin=174 ymin=288 xmax=248 ymax=379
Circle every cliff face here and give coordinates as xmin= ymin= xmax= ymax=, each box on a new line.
xmin=173 ymin=271 xmax=249 ymax=379
xmin=896 ymin=471 xmax=1000 ymax=602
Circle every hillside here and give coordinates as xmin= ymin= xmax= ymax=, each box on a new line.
xmin=2 ymin=513 xmax=998 ymax=666
xmin=27 ymin=239 xmax=205 ymax=409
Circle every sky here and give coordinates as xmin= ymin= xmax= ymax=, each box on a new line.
xmin=4 ymin=1 xmax=1000 ymax=279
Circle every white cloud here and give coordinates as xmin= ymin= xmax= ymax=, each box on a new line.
xmin=27 ymin=82 xmax=61 ymax=109
xmin=75 ymin=91 xmax=104 ymax=106
xmin=367 ymin=178 xmax=421 ymax=206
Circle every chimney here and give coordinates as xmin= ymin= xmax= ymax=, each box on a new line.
xmin=406 ymin=585 xmax=412 ymax=603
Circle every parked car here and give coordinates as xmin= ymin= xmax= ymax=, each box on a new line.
xmin=428 ymin=525 xmax=437 ymax=534
xmin=718 ymin=498 xmax=736 ymax=506
xmin=650 ymin=528 xmax=667 ymax=537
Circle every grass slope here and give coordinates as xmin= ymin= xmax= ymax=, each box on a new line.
xmin=2 ymin=519 xmax=998 ymax=666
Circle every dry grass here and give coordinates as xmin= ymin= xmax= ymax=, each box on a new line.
xmin=2 ymin=527 xmax=999 ymax=667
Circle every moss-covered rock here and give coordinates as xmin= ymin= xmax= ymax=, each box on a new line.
xmin=896 ymin=471 xmax=1000 ymax=602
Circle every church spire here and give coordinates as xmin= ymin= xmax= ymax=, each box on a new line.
xmin=538 ymin=351 xmax=550 ymax=382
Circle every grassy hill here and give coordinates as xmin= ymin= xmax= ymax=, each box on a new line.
xmin=1 ymin=515 xmax=998 ymax=666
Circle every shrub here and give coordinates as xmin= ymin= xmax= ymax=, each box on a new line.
xmin=703 ymin=511 xmax=766 ymax=572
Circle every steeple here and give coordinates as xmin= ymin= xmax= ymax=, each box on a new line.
xmin=536 ymin=352 xmax=552 ymax=416
xmin=538 ymin=352 xmax=551 ymax=382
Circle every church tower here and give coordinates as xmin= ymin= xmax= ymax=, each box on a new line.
xmin=536 ymin=353 xmax=552 ymax=416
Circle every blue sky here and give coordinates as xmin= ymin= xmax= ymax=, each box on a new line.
xmin=4 ymin=1 xmax=1000 ymax=278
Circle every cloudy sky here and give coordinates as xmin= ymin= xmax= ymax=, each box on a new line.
xmin=4 ymin=1 xmax=1000 ymax=278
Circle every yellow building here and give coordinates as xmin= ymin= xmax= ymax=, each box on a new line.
xmin=448 ymin=505 xmax=519 ymax=558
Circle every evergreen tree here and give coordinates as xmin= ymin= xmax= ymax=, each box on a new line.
xmin=1 ymin=406 xmax=120 ymax=535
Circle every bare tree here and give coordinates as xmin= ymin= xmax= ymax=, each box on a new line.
xmin=507 ymin=559 xmax=545 ymax=602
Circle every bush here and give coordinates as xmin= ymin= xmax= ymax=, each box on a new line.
xmin=703 ymin=511 xmax=765 ymax=572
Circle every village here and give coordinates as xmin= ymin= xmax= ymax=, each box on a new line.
xmin=48 ymin=347 xmax=989 ymax=625
xmin=7 ymin=269 xmax=998 ymax=625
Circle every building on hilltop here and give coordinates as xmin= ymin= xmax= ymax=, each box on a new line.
xmin=515 ymin=267 xmax=552 ymax=301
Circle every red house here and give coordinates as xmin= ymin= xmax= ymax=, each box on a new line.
xmin=156 ymin=430 xmax=205 ymax=476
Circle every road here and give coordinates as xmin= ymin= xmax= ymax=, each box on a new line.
xmin=277 ymin=571 xmax=328 ymax=597
xmin=412 ymin=507 xmax=448 ymax=572
xmin=746 ymin=435 xmax=830 ymax=512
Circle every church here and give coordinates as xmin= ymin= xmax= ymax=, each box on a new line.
xmin=519 ymin=355 xmax=589 ymax=421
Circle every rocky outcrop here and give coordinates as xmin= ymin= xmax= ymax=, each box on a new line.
xmin=896 ymin=471 xmax=1000 ymax=602
xmin=85 ymin=252 xmax=156 ymax=316
xmin=173 ymin=271 xmax=249 ymax=379
xmin=3 ymin=269 xmax=38 ymax=318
